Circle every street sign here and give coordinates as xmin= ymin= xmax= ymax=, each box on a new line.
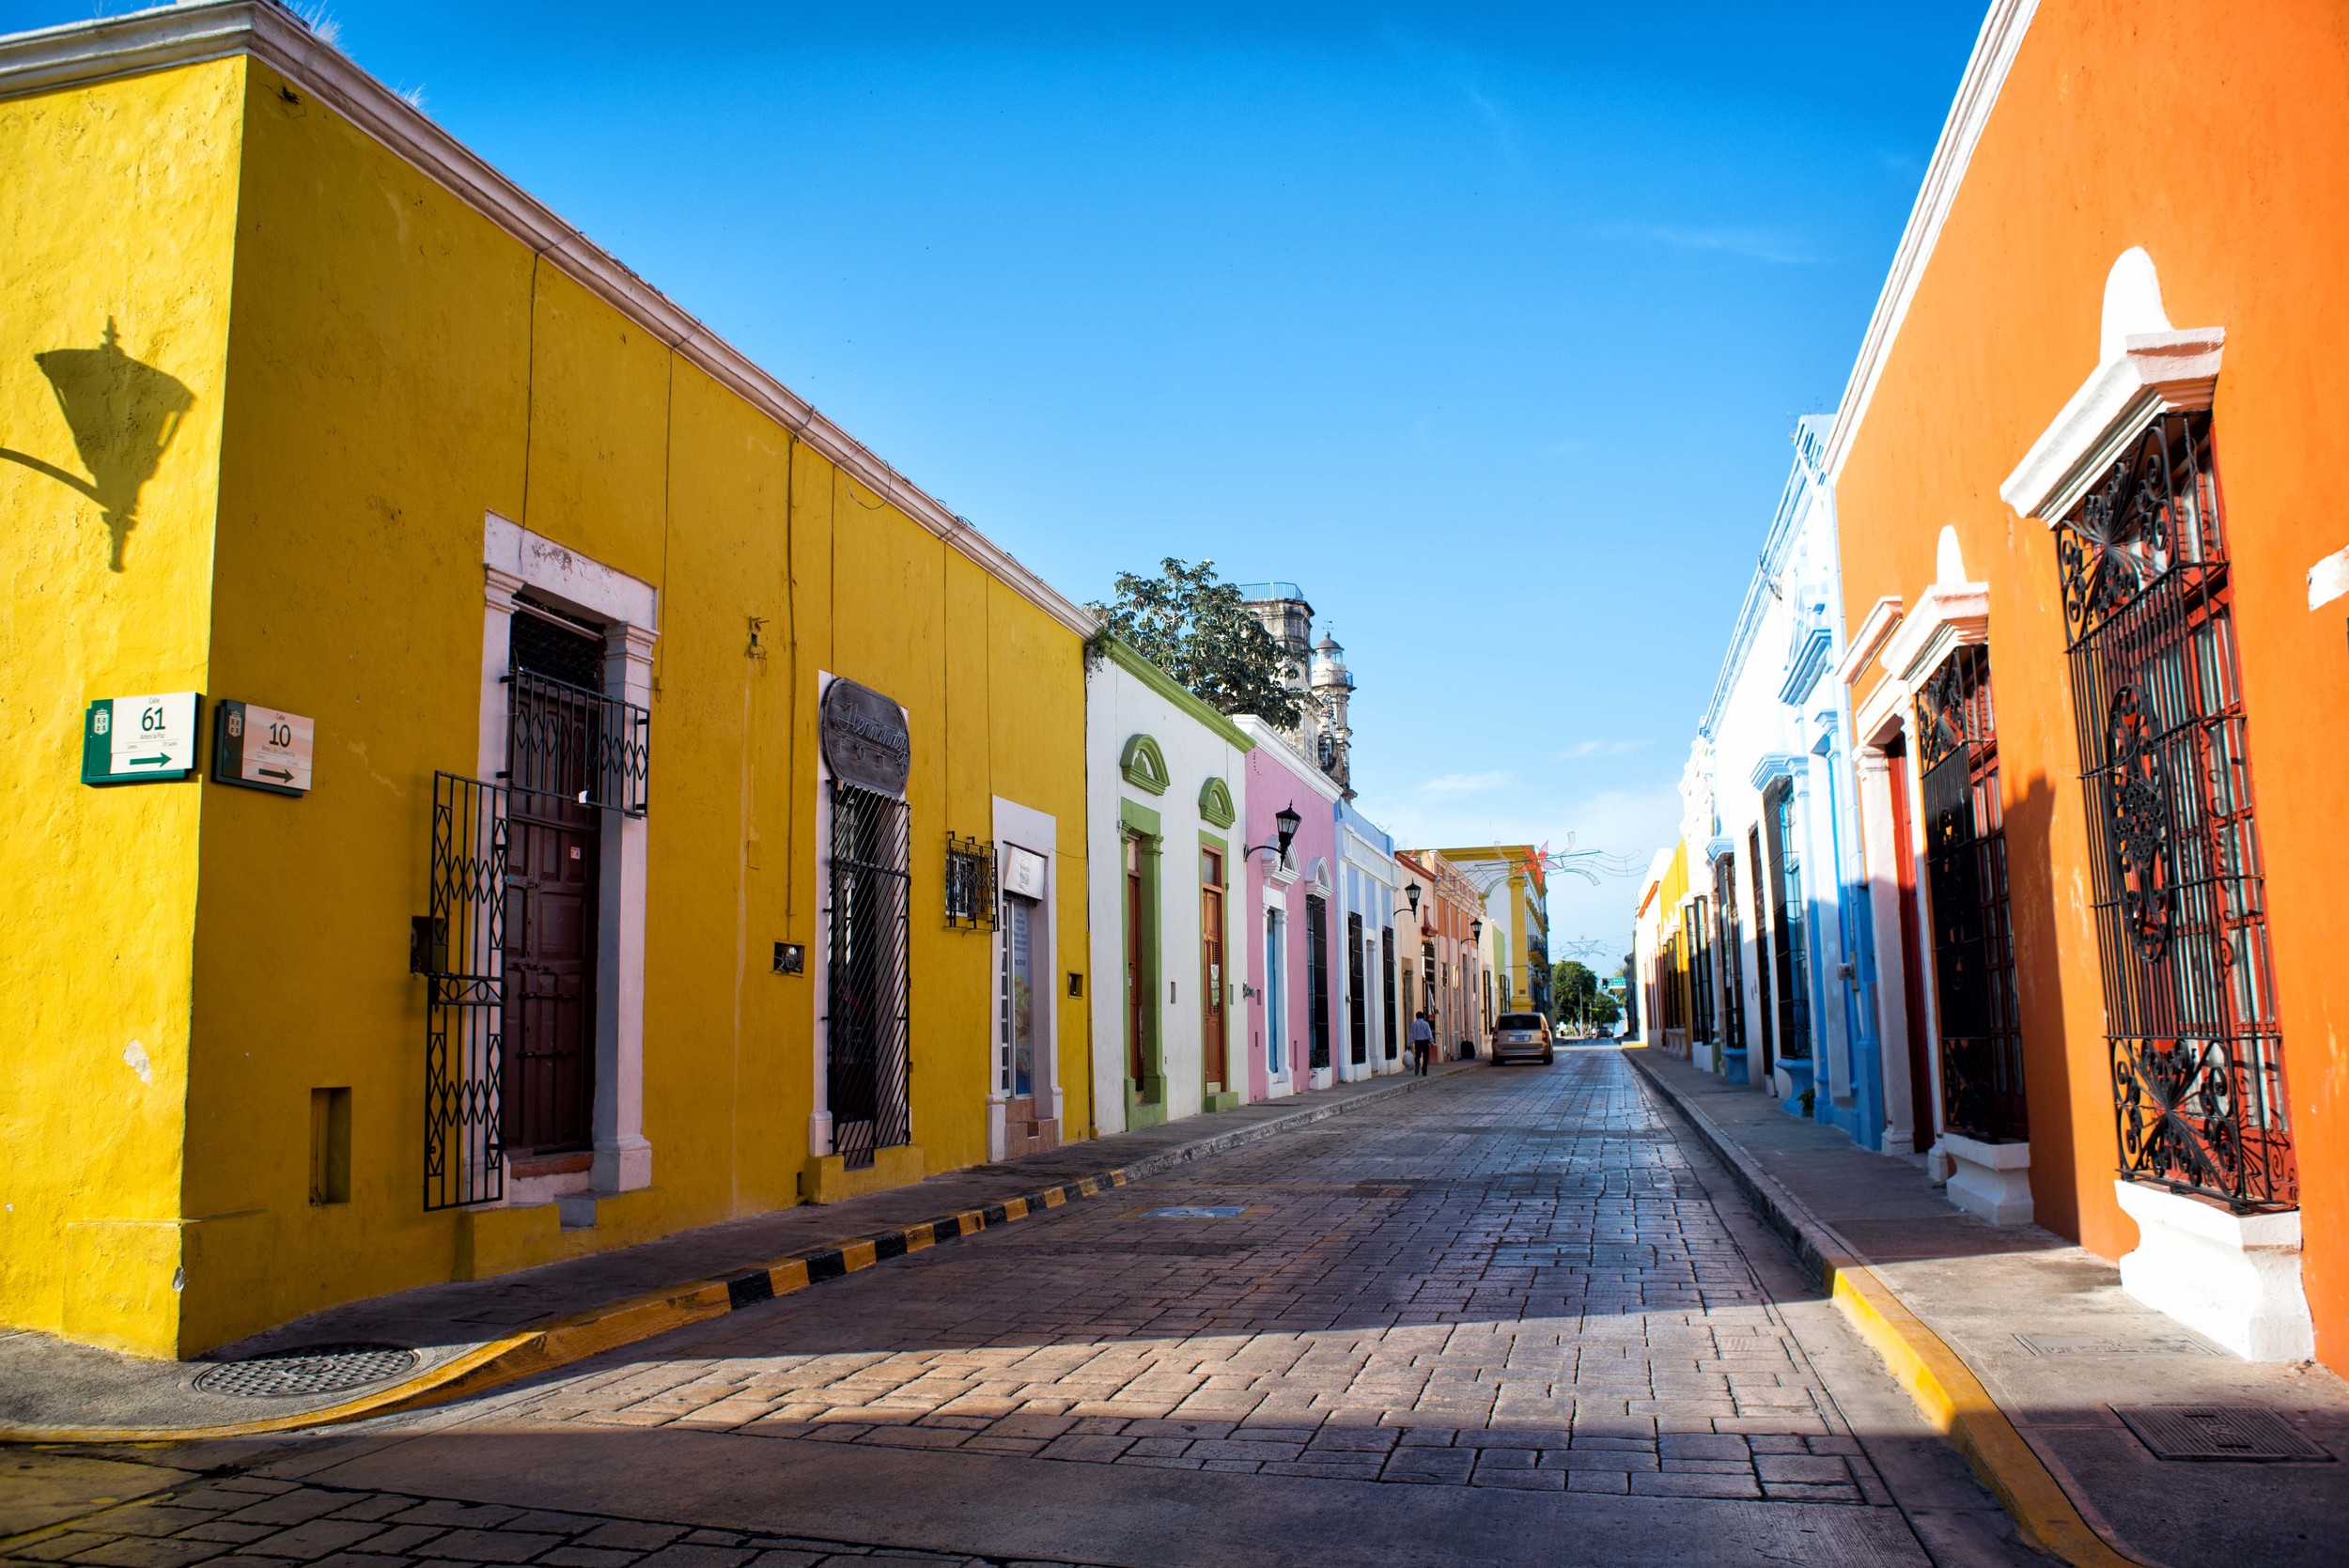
xmin=83 ymin=692 xmax=201 ymax=786
xmin=212 ymin=700 xmax=314 ymax=797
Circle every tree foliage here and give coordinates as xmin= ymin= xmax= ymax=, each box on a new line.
xmin=1087 ymin=558 xmax=1304 ymax=727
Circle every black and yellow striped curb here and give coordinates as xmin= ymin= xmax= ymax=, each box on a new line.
xmin=4 ymin=1061 xmax=1477 ymax=1447
xmin=1623 ymin=1048 xmax=2146 ymax=1568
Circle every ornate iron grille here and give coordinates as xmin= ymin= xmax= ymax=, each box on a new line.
xmin=828 ymin=781 xmax=912 ymax=1171
xmin=1306 ymin=894 xmax=1331 ymax=1070
xmin=1381 ymin=924 xmax=1399 ymax=1059
xmin=1763 ymin=786 xmax=1811 ymax=1061
xmin=422 ymin=772 xmax=506 ymax=1210
xmin=1916 ymin=645 xmax=2028 ymax=1143
xmin=945 ymin=833 xmax=997 ymax=929
xmin=506 ymin=670 xmax=650 ymax=818
xmin=1714 ymin=856 xmax=1748 ymax=1056
xmin=2058 ymin=412 xmax=2293 ymax=1208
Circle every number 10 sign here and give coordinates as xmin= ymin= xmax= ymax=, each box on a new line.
xmin=212 ymin=700 xmax=314 ymax=797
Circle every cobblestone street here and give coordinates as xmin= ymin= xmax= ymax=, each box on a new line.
xmin=3 ymin=1050 xmax=2041 ymax=1567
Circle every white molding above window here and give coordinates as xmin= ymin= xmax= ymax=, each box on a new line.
xmin=2000 ymin=328 xmax=2225 ymax=524
xmin=1856 ymin=582 xmax=1988 ymax=745
xmin=1835 ymin=596 xmax=1904 ymax=688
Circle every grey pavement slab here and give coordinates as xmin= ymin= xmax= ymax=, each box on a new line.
xmin=1631 ymin=1045 xmax=2349 ymax=1568
xmin=0 ymin=1065 xmax=1470 ymax=1436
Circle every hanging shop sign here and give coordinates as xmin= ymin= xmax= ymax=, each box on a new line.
xmin=820 ymin=676 xmax=910 ymax=796
xmin=211 ymin=700 xmax=315 ymax=797
xmin=1001 ymin=844 xmax=1049 ymax=900
xmin=82 ymin=692 xmax=201 ymax=786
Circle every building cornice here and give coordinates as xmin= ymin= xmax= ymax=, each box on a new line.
xmin=0 ymin=0 xmax=1095 ymax=637
xmin=1822 ymin=0 xmax=2041 ymax=482
xmin=1096 ymin=636 xmax=1255 ymax=753
xmin=1235 ymin=716 xmax=1344 ymax=803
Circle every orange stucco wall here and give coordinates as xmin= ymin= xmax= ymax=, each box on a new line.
xmin=1835 ymin=0 xmax=2349 ymax=1370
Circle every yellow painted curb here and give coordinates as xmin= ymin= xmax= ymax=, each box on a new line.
xmin=1828 ymin=1259 xmax=2142 ymax=1567
xmin=1619 ymin=1050 xmax=2149 ymax=1568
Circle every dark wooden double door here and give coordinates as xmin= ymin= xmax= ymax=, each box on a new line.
xmin=504 ymin=794 xmax=597 ymax=1158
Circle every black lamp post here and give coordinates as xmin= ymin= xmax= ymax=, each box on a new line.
xmin=1247 ymin=801 xmax=1303 ymax=863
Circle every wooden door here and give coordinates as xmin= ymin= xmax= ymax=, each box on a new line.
xmin=1200 ymin=847 xmax=1227 ymax=1090
xmin=503 ymin=804 xmax=597 ymax=1155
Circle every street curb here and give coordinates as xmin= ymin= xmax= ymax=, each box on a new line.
xmin=3 ymin=1061 xmax=1476 ymax=1447
xmin=1624 ymin=1048 xmax=2147 ymax=1568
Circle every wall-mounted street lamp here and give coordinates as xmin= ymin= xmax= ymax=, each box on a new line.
xmin=1406 ymin=881 xmax=1422 ymax=915
xmin=1246 ymin=801 xmax=1303 ymax=863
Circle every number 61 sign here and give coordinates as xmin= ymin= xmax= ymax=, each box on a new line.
xmin=212 ymin=700 xmax=315 ymax=797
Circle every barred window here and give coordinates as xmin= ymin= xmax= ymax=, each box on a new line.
xmin=2058 ymin=411 xmax=2292 ymax=1209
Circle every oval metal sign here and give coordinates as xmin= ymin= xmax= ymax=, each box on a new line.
xmin=820 ymin=677 xmax=910 ymax=796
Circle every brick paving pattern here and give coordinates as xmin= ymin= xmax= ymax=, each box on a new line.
xmin=500 ymin=1052 xmax=1889 ymax=1507
xmin=0 ymin=1475 xmax=1112 ymax=1568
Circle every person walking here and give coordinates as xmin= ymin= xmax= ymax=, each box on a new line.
xmin=1409 ymin=1010 xmax=1434 ymax=1076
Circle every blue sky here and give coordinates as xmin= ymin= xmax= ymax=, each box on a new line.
xmin=8 ymin=0 xmax=1985 ymax=960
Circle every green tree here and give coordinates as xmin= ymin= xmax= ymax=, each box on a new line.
xmin=1551 ymin=960 xmax=1598 ymax=1032
xmin=1589 ymin=989 xmax=1622 ymax=1030
xmin=1087 ymin=558 xmax=1304 ymax=727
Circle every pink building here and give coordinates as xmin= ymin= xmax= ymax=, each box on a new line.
xmin=1237 ymin=718 xmax=1343 ymax=1099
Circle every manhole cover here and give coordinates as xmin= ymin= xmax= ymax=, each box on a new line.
xmin=2113 ymin=1405 xmax=2331 ymax=1462
xmin=2016 ymin=1333 xmax=2213 ymax=1358
xmin=1142 ymin=1205 xmax=1245 ymax=1219
xmin=194 ymin=1343 xmax=420 ymax=1399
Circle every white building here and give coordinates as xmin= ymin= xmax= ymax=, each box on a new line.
xmin=1684 ymin=415 xmax=1890 ymax=1150
xmin=1085 ymin=637 xmax=1252 ymax=1135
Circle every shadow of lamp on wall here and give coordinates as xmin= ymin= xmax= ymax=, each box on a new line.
xmin=2 ymin=318 xmax=194 ymax=571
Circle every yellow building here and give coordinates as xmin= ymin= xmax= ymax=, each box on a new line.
xmin=0 ymin=3 xmax=1093 ymax=1358
xmin=1437 ymin=844 xmax=1548 ymax=1019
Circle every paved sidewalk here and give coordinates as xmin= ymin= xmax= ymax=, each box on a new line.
xmin=1629 ymin=1046 xmax=2349 ymax=1568
xmin=0 ymin=1063 xmax=1472 ymax=1438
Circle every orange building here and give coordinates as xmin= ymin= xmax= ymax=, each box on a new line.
xmin=1827 ymin=0 xmax=2349 ymax=1370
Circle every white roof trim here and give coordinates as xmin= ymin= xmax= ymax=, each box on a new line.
xmin=1821 ymin=0 xmax=2040 ymax=481
xmin=1999 ymin=329 xmax=2225 ymax=524
xmin=0 ymin=0 xmax=1094 ymax=637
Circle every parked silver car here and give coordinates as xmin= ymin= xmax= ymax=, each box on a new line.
xmin=1490 ymin=1012 xmax=1553 ymax=1065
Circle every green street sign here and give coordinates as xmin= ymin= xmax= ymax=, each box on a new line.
xmin=83 ymin=692 xmax=202 ymax=786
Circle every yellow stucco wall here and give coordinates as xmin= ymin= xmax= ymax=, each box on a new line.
xmin=7 ymin=56 xmax=1091 ymax=1358
xmin=0 ymin=60 xmax=247 ymax=1357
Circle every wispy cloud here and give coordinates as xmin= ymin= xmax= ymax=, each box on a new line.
xmin=1416 ymin=769 xmax=1515 ymax=799
xmin=1559 ymin=738 xmax=1645 ymax=760
xmin=1599 ymin=222 xmax=1822 ymax=267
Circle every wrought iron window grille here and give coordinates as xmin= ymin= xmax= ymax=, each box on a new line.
xmin=420 ymin=772 xmax=507 ymax=1211
xmin=1916 ymin=644 xmax=2029 ymax=1144
xmin=2058 ymin=412 xmax=2294 ymax=1210
xmin=945 ymin=833 xmax=997 ymax=930
xmin=828 ymin=780 xmax=913 ymax=1172
xmin=503 ymin=669 xmax=651 ymax=818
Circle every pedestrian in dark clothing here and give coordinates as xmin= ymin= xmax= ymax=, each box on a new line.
xmin=1409 ymin=1011 xmax=1434 ymax=1075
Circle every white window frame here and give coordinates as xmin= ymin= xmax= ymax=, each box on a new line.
xmin=480 ymin=512 xmax=659 ymax=1196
